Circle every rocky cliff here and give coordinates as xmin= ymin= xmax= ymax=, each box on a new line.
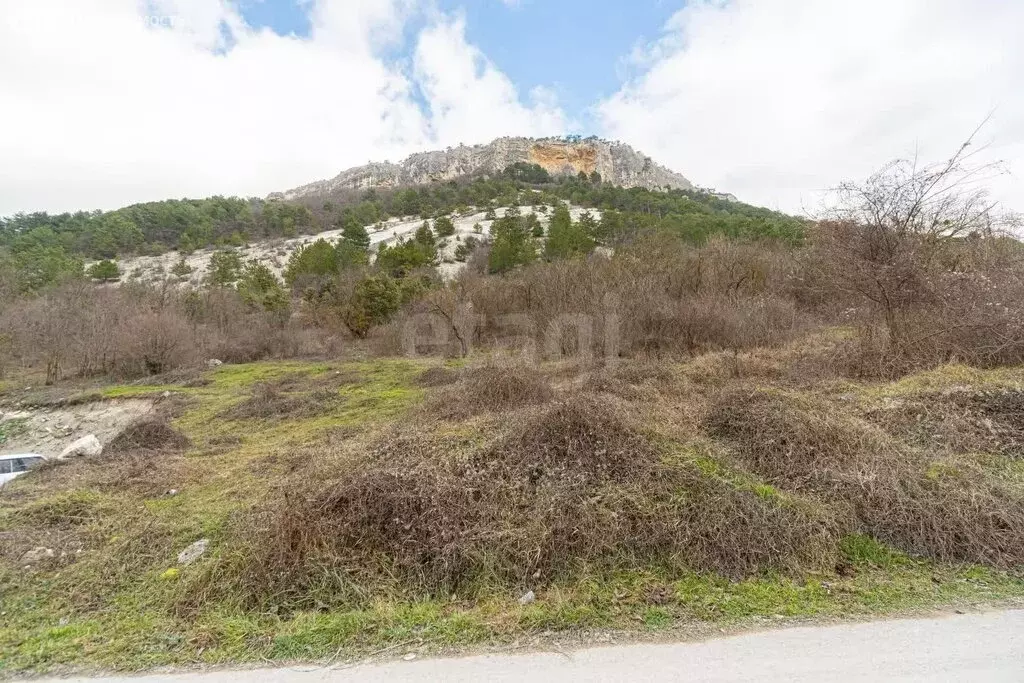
xmin=270 ymin=137 xmax=693 ymax=200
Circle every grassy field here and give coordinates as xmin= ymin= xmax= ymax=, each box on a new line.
xmin=2 ymin=351 xmax=1024 ymax=676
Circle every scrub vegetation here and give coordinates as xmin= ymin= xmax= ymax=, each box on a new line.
xmin=2 ymin=144 xmax=1024 ymax=675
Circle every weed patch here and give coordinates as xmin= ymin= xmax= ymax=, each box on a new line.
xmin=195 ymin=395 xmax=840 ymax=612
xmin=222 ymin=384 xmax=342 ymax=421
xmin=428 ymin=363 xmax=554 ymax=419
xmin=707 ymin=387 xmax=1024 ymax=567
xmin=106 ymin=418 xmax=191 ymax=455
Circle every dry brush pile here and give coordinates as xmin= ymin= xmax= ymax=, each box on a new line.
xmin=183 ymin=364 xmax=844 ymax=613
xmin=175 ymin=345 xmax=1024 ymax=615
xmin=707 ymin=387 xmax=1024 ymax=568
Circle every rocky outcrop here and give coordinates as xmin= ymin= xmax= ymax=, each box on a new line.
xmin=270 ymin=137 xmax=693 ymax=200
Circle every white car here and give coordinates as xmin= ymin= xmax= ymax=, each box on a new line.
xmin=0 ymin=453 xmax=46 ymax=488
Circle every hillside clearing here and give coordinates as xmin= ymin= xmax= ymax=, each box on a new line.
xmin=102 ymin=205 xmax=601 ymax=287
xmin=2 ymin=352 xmax=1024 ymax=676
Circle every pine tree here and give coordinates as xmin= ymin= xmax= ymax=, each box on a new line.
xmin=87 ymin=259 xmax=120 ymax=282
xmin=545 ymin=205 xmax=594 ymax=260
xmin=434 ymin=216 xmax=456 ymax=237
xmin=488 ymin=208 xmax=535 ymax=273
xmin=341 ymin=220 xmax=370 ymax=250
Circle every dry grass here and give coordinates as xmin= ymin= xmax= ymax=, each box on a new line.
xmin=706 ymin=387 xmax=897 ymax=480
xmin=269 ymin=369 xmax=362 ymax=392
xmin=20 ymin=452 xmax=187 ymax=501
xmin=105 ymin=418 xmax=191 ymax=455
xmin=707 ymin=387 xmax=1024 ymax=567
xmin=221 ymin=383 xmax=341 ymax=420
xmin=580 ymin=360 xmax=690 ymax=404
xmin=867 ymin=388 xmax=1024 ymax=458
xmin=414 ymin=365 xmax=461 ymax=387
xmin=2 ymin=417 xmax=192 ymax=502
xmin=192 ymin=394 xmax=840 ymax=611
xmin=427 ymin=363 xmax=554 ymax=419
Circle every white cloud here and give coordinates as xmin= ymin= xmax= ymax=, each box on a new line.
xmin=0 ymin=0 xmax=566 ymax=214
xmin=599 ymin=0 xmax=1024 ymax=213
xmin=413 ymin=15 xmax=567 ymax=145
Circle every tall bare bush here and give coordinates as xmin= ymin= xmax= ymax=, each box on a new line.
xmin=804 ymin=137 xmax=1024 ymax=374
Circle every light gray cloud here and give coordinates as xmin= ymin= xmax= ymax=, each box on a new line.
xmin=598 ymin=0 xmax=1024 ymax=213
xmin=4 ymin=0 xmax=1021 ymax=216
xmin=0 ymin=0 xmax=564 ymax=214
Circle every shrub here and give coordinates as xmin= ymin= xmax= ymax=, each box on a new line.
xmin=201 ymin=395 xmax=839 ymax=609
xmin=170 ymin=259 xmax=193 ymax=278
xmin=454 ymin=236 xmax=479 ymax=262
xmin=428 ymin=363 xmax=554 ymax=418
xmin=707 ymin=387 xmax=1024 ymax=567
xmin=87 ymin=260 xmax=120 ymax=282
xmin=106 ymin=418 xmax=190 ymax=454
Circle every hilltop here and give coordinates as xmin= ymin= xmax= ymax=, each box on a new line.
xmin=270 ymin=136 xmax=696 ymax=201
xmin=1 ymin=154 xmax=790 ymax=293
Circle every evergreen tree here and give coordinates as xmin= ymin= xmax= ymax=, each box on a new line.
xmin=597 ymin=208 xmax=628 ymax=245
xmin=525 ymin=213 xmax=543 ymax=238
xmin=342 ymin=275 xmax=402 ymax=338
xmin=545 ymin=204 xmax=594 ymax=260
xmin=415 ymin=221 xmax=435 ymax=247
xmin=577 ymin=210 xmax=598 ymax=238
xmin=336 ymin=239 xmax=368 ymax=269
xmin=207 ymin=250 xmax=243 ymax=286
xmin=376 ymin=238 xmax=437 ymax=277
xmin=283 ymin=239 xmax=337 ymax=286
xmin=488 ymin=208 xmax=534 ymax=273
xmin=86 ymin=259 xmax=120 ymax=282
xmin=237 ymin=261 xmax=289 ymax=317
xmin=434 ymin=216 xmax=456 ymax=237
xmin=341 ymin=221 xmax=370 ymax=251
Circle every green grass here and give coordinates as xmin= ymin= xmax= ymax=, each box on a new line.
xmin=3 ymin=358 xmax=1024 ymax=676
xmin=4 ymin=545 xmax=1022 ymax=675
xmin=0 ymin=417 xmax=28 ymax=446
xmin=867 ymin=363 xmax=1024 ymax=398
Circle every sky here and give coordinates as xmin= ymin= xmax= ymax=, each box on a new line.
xmin=1 ymin=0 xmax=1022 ymax=216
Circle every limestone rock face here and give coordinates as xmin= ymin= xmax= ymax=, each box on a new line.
xmin=270 ymin=137 xmax=693 ymax=200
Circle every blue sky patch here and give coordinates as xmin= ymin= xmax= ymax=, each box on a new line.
xmin=234 ymin=0 xmax=679 ymax=127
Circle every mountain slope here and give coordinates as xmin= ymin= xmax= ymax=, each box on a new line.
xmin=270 ymin=137 xmax=694 ymax=200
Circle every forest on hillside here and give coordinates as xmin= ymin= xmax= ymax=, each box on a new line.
xmin=0 ymin=166 xmax=802 ymax=294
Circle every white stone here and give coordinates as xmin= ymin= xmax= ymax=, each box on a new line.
xmin=177 ymin=538 xmax=209 ymax=565
xmin=58 ymin=434 xmax=102 ymax=459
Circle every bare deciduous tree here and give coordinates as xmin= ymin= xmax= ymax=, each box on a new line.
xmin=809 ymin=131 xmax=1019 ymax=350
